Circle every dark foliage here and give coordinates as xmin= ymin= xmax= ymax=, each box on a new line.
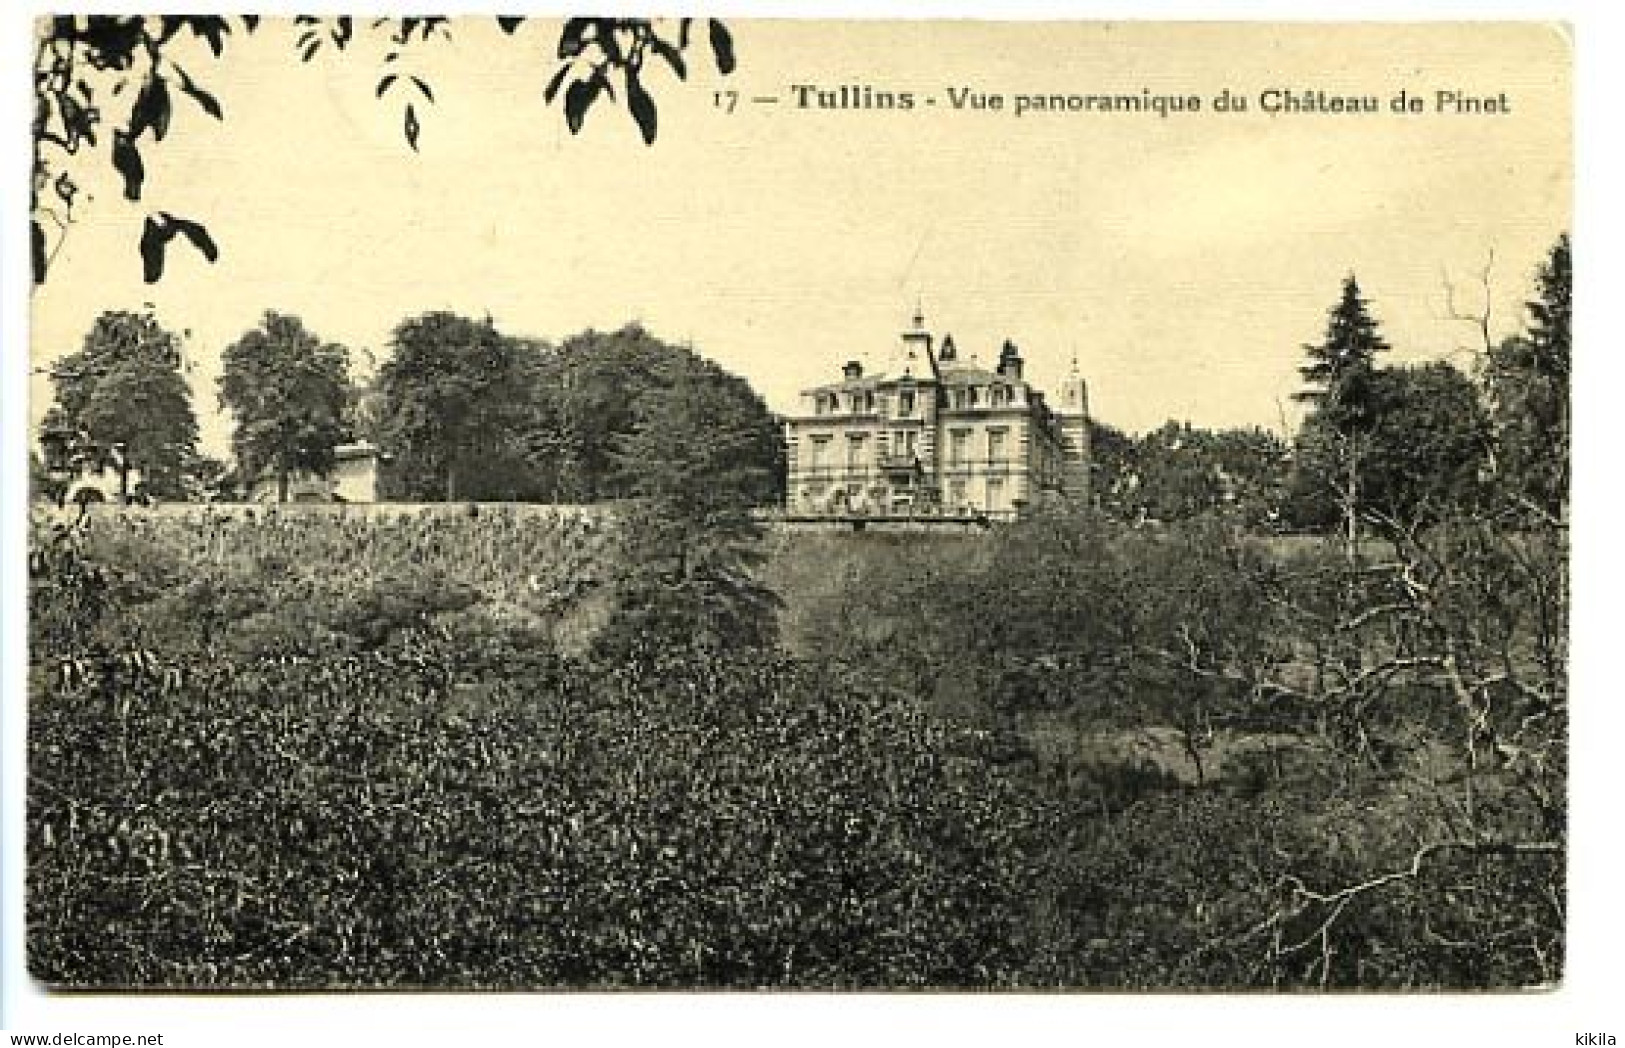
xmin=44 ymin=310 xmax=200 ymax=500
xmin=1485 ymin=234 xmax=1571 ymax=523
xmin=32 ymin=17 xmax=734 ymax=284
xmin=25 ymin=238 xmax=1567 ymax=990
xmin=218 ymin=312 xmax=354 ymax=503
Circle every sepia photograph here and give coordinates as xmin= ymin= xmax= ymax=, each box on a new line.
xmin=8 ymin=5 xmax=1595 ymax=1032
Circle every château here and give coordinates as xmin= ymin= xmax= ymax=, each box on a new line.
xmin=782 ymin=313 xmax=1090 ymax=521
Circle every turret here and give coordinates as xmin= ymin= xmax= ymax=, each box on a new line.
xmin=1057 ymin=359 xmax=1091 ymax=504
xmin=997 ymin=339 xmax=1024 ymax=380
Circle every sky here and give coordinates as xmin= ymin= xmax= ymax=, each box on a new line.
xmin=30 ymin=20 xmax=1570 ymax=454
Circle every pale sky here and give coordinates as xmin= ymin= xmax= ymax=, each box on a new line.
xmin=30 ymin=20 xmax=1571 ymax=454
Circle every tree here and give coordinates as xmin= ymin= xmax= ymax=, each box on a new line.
xmin=1359 ymin=363 xmax=1490 ymax=527
xmin=1093 ymin=420 xmax=1289 ymax=527
xmin=526 ymin=324 xmax=785 ymax=504
xmin=1134 ymin=422 xmax=1225 ymax=524
xmin=32 ymin=17 xmax=736 ymax=285
xmin=1485 ymin=234 xmax=1570 ymax=523
xmin=1290 ymin=362 xmax=1489 ymax=532
xmin=1205 ymin=426 xmax=1292 ymax=528
xmin=535 ymin=326 xmax=674 ymax=502
xmin=1087 ymin=420 xmax=1137 ymax=519
xmin=46 ymin=310 xmax=199 ymax=500
xmin=1292 ymin=276 xmax=1391 ymax=547
xmin=218 ymin=311 xmax=353 ymax=502
xmin=595 ymin=370 xmax=782 ymax=659
xmin=1296 ymin=275 xmax=1391 ymax=414
xmin=373 ymin=312 xmax=540 ymax=502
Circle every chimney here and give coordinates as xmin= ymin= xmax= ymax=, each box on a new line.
xmin=842 ymin=359 xmax=863 ymax=380
xmin=997 ymin=339 xmax=1023 ymax=380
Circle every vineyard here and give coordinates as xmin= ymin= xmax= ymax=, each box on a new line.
xmin=28 ymin=505 xmax=1565 ymax=988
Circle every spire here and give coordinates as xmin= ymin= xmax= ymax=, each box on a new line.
xmin=912 ymin=299 xmax=925 ymax=331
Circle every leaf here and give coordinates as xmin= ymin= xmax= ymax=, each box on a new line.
xmin=129 ymin=75 xmax=173 ymax=141
xmin=627 ymin=69 xmax=657 ymax=145
xmin=596 ymin=19 xmax=623 ymax=64
xmin=679 ymin=18 xmax=692 ymax=50
xmin=564 ymin=78 xmax=598 ymax=135
xmin=168 ymin=215 xmax=219 ymax=263
xmin=139 ymin=215 xmax=168 ymax=282
xmin=709 ymin=20 xmax=736 ymax=75
xmin=32 ymin=219 xmax=47 ymax=284
xmin=651 ymin=37 xmax=687 ymax=80
xmin=404 ymin=103 xmax=421 ymax=151
xmin=558 ymin=18 xmax=590 ymax=59
xmin=80 ymin=17 xmax=144 ymax=71
xmin=173 ymin=65 xmax=224 ymax=120
xmin=242 ymin=15 xmax=260 ymax=32
xmin=53 ymin=172 xmax=77 ymax=209
xmin=376 ymin=74 xmax=398 ymax=98
xmin=497 ymin=17 xmax=525 ymax=34
xmin=411 ymin=76 xmax=435 ymax=103
xmin=112 ymin=131 xmax=144 ymax=201
xmin=140 ymin=212 xmax=219 ymax=283
xmin=190 ymin=17 xmax=229 ymax=58
xmin=543 ymin=64 xmax=571 ymax=105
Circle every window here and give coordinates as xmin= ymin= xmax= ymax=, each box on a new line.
xmin=846 ymin=433 xmax=868 ymax=470
xmin=987 ymin=427 xmax=1008 ymax=462
xmin=991 ymin=385 xmax=1011 ymax=406
xmin=898 ymin=390 xmax=915 ymax=416
xmin=807 ymin=435 xmax=831 ymax=470
xmin=949 ymin=479 xmax=967 ymax=508
xmin=949 ymin=429 xmax=970 ymax=465
xmin=985 ymin=476 xmax=1005 ymax=511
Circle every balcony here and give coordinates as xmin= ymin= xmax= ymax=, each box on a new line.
xmin=876 ymin=452 xmax=921 ymax=475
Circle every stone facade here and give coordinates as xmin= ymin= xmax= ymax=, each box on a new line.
xmin=783 ymin=315 xmax=1089 ymax=520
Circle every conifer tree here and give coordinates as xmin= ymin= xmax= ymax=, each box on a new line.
xmin=1486 ymin=234 xmax=1570 ymax=522
xmin=1296 ymin=274 xmax=1390 ymax=426
xmin=1292 ymin=275 xmax=1390 ymax=551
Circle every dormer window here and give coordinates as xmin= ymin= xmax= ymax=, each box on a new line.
xmin=898 ymin=390 xmax=915 ymax=416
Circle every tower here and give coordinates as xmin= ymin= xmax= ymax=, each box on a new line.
xmin=1057 ymin=358 xmax=1091 ymax=506
xmin=899 ymin=306 xmax=935 ymax=377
